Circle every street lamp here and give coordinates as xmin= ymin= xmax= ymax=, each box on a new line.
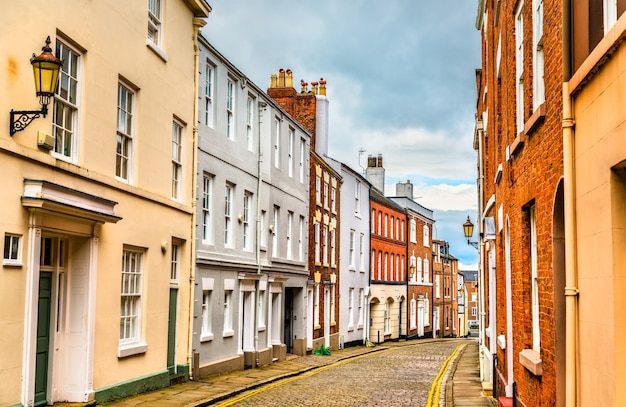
xmin=463 ymin=216 xmax=479 ymax=249
xmin=10 ymin=36 xmax=64 ymax=136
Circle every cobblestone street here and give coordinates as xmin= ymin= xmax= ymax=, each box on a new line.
xmin=210 ymin=340 xmax=465 ymax=407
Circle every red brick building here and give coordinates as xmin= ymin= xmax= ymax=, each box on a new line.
xmin=267 ymin=69 xmax=342 ymax=351
xmin=390 ymin=181 xmax=434 ymax=339
xmin=431 ymin=240 xmax=458 ymax=339
xmin=475 ymin=0 xmax=563 ymax=404
xmin=366 ymin=156 xmax=407 ymax=343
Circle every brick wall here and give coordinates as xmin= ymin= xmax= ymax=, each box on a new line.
xmin=477 ymin=0 xmax=563 ymax=404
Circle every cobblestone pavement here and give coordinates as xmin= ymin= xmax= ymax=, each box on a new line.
xmin=209 ymin=340 xmax=465 ymax=407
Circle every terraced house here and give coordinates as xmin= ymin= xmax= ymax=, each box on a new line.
xmin=267 ymin=70 xmax=343 ymax=352
xmin=366 ymin=155 xmax=408 ymax=343
xmin=192 ymin=39 xmax=311 ymax=378
xmin=0 ymin=1 xmax=210 ymax=405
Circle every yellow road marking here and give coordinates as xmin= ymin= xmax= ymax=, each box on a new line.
xmin=425 ymin=343 xmax=465 ymax=407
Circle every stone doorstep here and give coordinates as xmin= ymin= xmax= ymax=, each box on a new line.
xmin=481 ymin=380 xmax=493 ymax=397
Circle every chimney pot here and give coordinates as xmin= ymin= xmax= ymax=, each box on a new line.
xmin=368 ymin=155 xmax=376 ymax=168
xmin=377 ymin=154 xmax=383 ymax=167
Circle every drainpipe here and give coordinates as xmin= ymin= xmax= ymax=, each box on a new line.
xmin=254 ymin=101 xmax=267 ymax=367
xmin=563 ymin=82 xmax=578 ymax=407
xmin=475 ymin=117 xmax=487 ymax=383
xmin=562 ymin=0 xmax=578 ymax=404
xmin=188 ymin=17 xmax=207 ymax=379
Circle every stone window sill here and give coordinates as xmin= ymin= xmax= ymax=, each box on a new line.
xmin=519 ymin=348 xmax=543 ymax=376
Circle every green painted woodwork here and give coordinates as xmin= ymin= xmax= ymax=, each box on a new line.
xmin=34 ymin=272 xmax=52 ymax=406
xmin=167 ymin=288 xmax=177 ymax=374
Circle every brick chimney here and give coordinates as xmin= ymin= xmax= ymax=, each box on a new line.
xmin=365 ymin=154 xmax=385 ymax=192
xmin=267 ymin=69 xmax=328 ymax=155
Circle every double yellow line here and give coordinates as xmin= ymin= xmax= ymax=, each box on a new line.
xmin=425 ymin=343 xmax=465 ymax=407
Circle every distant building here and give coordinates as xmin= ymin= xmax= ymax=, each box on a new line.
xmin=326 ymin=157 xmax=372 ymax=348
xmin=389 ymin=181 xmax=434 ymax=339
xmin=367 ymin=156 xmax=408 ymax=343
xmin=431 ymin=240 xmax=458 ymax=338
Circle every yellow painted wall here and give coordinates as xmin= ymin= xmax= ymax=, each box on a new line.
xmin=572 ymin=35 xmax=626 ymax=406
xmin=0 ymin=1 xmax=208 ymax=404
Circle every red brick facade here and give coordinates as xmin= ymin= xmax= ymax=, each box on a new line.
xmin=369 ymin=188 xmax=407 ymax=341
xmin=267 ymin=69 xmax=342 ymax=348
xmin=476 ymin=0 xmax=563 ymax=405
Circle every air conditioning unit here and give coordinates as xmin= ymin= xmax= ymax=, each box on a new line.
xmin=37 ymin=131 xmax=55 ymax=150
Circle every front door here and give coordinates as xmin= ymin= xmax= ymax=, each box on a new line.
xmin=283 ymin=288 xmax=293 ymax=353
xmin=34 ymin=272 xmax=53 ymax=406
xmin=167 ymin=288 xmax=178 ymax=374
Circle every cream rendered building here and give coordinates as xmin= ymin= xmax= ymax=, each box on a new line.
xmin=567 ymin=6 xmax=626 ymax=406
xmin=0 ymin=1 xmax=210 ymax=405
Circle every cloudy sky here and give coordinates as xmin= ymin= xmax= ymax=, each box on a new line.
xmin=203 ymin=1 xmax=481 ymax=269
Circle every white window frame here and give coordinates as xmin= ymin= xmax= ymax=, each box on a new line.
xmin=314 ymin=283 xmax=320 ymax=328
xmin=530 ymin=205 xmax=541 ymax=352
xmin=331 ymin=186 xmax=336 ymax=213
xmin=272 ymin=205 xmax=279 ymax=257
xmin=322 ymin=225 xmax=329 ymax=266
xmin=3 ymin=233 xmax=22 ymax=266
xmin=260 ymin=210 xmax=267 ymax=248
xmin=247 ymin=96 xmax=254 ymax=151
xmin=315 ymin=176 xmax=322 ymax=204
xmin=314 ymin=222 xmax=320 ymax=264
xmin=349 ymin=230 xmax=356 ymax=269
xmin=288 ymin=128 xmax=294 ymax=177
xmin=299 ymin=138 xmax=305 ymax=183
xmin=171 ymin=120 xmax=183 ymax=201
xmin=223 ymin=290 xmax=234 ymax=336
xmin=516 ymin=2 xmax=525 ymax=134
xmin=410 ymin=219 xmax=417 ymax=243
xmin=384 ymin=301 xmax=391 ymax=335
xmin=201 ymin=289 xmax=213 ymax=341
xmin=202 ymin=174 xmax=213 ymax=244
xmin=358 ymin=288 xmax=364 ymax=327
xmin=330 ymin=229 xmax=336 ymax=267
xmin=243 ymin=192 xmax=252 ymax=251
xmin=274 ymin=117 xmax=280 ymax=168
xmin=116 ymin=82 xmax=134 ymax=182
xmin=359 ymin=233 xmax=365 ymax=272
xmin=286 ymin=211 xmax=293 ymax=259
xmin=532 ymin=0 xmax=545 ymax=110
xmin=205 ymin=62 xmax=215 ymax=128
xmin=424 ymin=258 xmax=429 ymax=283
xmin=355 ymin=182 xmax=361 ymax=215
xmin=226 ymin=78 xmax=235 ymax=140
xmin=298 ymin=215 xmax=305 ymax=261
xmin=348 ymin=288 xmax=354 ymax=330
xmin=54 ymin=39 xmax=80 ymax=162
xmin=119 ymin=247 xmax=147 ymax=357
xmin=604 ymin=0 xmax=618 ymax=34
xmin=410 ymin=299 xmax=417 ymax=330
xmin=170 ymin=240 xmax=180 ymax=285
xmin=423 ymin=224 xmax=430 ymax=247
xmin=147 ymin=0 xmax=162 ymax=46
xmin=224 ymin=183 xmax=233 ymax=247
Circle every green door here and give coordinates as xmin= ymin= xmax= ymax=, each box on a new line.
xmin=35 ymin=272 xmax=52 ymax=406
xmin=167 ymin=288 xmax=178 ymax=374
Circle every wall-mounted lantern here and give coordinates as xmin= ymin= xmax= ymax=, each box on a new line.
xmin=463 ymin=215 xmax=479 ymax=249
xmin=10 ymin=36 xmax=63 ymax=136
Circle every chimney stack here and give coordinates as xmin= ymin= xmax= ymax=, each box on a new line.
xmin=396 ymin=179 xmax=414 ymax=199
xmin=365 ymin=154 xmax=385 ymax=192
